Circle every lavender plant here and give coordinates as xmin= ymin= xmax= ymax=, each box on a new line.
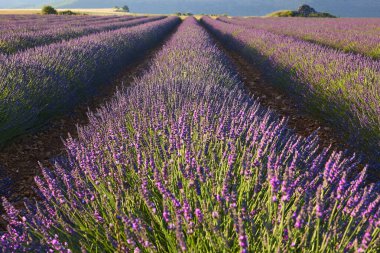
xmin=202 ymin=17 xmax=380 ymax=162
xmin=0 ymin=15 xmax=154 ymax=55
xmin=0 ymin=15 xmax=99 ymax=32
xmin=0 ymin=16 xmax=179 ymax=144
xmin=1 ymin=17 xmax=379 ymax=252
xmin=0 ymin=15 xmax=133 ymax=34
xmin=218 ymin=17 xmax=380 ymax=59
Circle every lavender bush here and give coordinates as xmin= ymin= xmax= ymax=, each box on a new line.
xmin=0 ymin=15 xmax=143 ymax=38
xmin=219 ymin=17 xmax=380 ymax=59
xmin=0 ymin=15 xmax=99 ymax=32
xmin=0 ymin=15 xmax=156 ymax=54
xmin=202 ymin=17 xmax=380 ymax=162
xmin=0 ymin=16 xmax=179 ymax=144
xmin=1 ymin=17 xmax=379 ymax=252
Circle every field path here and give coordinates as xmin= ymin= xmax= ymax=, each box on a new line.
xmin=0 ymin=23 xmax=180 ymax=230
xmin=203 ymin=22 xmax=380 ymax=182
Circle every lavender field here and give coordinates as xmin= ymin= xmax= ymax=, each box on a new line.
xmin=204 ymin=16 xmax=380 ymax=161
xmin=218 ymin=17 xmax=380 ymax=59
xmin=0 ymin=13 xmax=379 ymax=253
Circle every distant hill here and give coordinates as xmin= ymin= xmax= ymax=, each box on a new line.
xmin=267 ymin=5 xmax=336 ymax=18
xmin=0 ymin=0 xmax=379 ymax=17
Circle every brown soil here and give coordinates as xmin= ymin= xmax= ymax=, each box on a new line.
xmin=0 ymin=25 xmax=179 ymax=230
xmin=228 ymin=50 xmax=342 ymax=147
xmin=209 ymin=31 xmax=380 ymax=183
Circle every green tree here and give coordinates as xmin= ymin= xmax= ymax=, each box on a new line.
xmin=121 ymin=5 xmax=130 ymax=12
xmin=41 ymin=5 xmax=58 ymax=15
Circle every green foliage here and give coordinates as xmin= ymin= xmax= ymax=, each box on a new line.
xmin=308 ymin=12 xmax=336 ymax=18
xmin=175 ymin=12 xmax=193 ymax=16
xmin=115 ymin=5 xmax=130 ymax=12
xmin=58 ymin=10 xmax=77 ymax=15
xmin=266 ymin=9 xmax=336 ymax=18
xmin=41 ymin=5 xmax=58 ymax=15
xmin=266 ymin=10 xmax=296 ymax=17
xmin=369 ymin=46 xmax=380 ymax=59
xmin=122 ymin=5 xmax=129 ymax=12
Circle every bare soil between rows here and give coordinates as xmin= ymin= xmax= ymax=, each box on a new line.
xmin=207 ymin=27 xmax=379 ymax=183
xmin=0 ymin=25 xmax=180 ymax=230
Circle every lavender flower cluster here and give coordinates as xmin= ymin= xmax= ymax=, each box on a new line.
xmin=218 ymin=17 xmax=380 ymax=59
xmin=0 ymin=15 xmax=126 ymax=33
xmin=0 ymin=16 xmax=179 ymax=144
xmin=0 ymin=15 xmax=101 ymax=33
xmin=2 ymin=17 xmax=379 ymax=252
xmin=0 ymin=15 xmax=153 ymax=55
xmin=202 ymin=16 xmax=380 ymax=162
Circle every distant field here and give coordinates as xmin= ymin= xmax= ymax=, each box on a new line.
xmin=0 ymin=9 xmax=41 ymax=14
xmin=0 ymin=8 xmax=156 ymax=16
xmin=0 ymin=9 xmax=212 ymax=20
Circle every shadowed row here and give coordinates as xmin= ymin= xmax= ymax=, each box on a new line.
xmin=0 ymin=16 xmax=179 ymax=144
xmin=203 ymin=17 xmax=380 ymax=163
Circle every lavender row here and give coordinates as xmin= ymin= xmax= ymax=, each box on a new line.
xmin=219 ymin=17 xmax=380 ymax=59
xmin=0 ymin=15 xmax=139 ymax=34
xmin=0 ymin=15 xmax=135 ymax=46
xmin=0 ymin=14 xmax=90 ymax=25
xmin=0 ymin=16 xmax=159 ymax=55
xmin=0 ymin=16 xmax=180 ymax=144
xmin=202 ymin=17 xmax=380 ymax=162
xmin=0 ymin=15 xmax=113 ymax=34
xmin=2 ymin=17 xmax=379 ymax=252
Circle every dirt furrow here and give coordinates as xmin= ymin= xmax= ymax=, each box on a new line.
xmin=205 ymin=24 xmax=379 ymax=183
